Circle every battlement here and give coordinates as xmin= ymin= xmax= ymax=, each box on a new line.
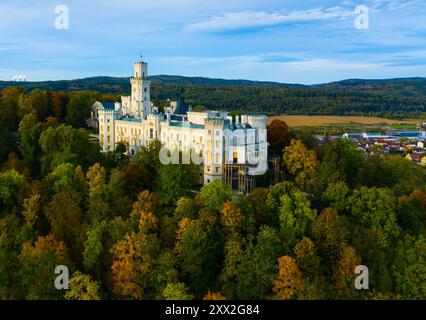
xmin=205 ymin=118 xmax=225 ymax=127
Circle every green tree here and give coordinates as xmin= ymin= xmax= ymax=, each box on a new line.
xmin=322 ymin=181 xmax=350 ymax=213
xmin=162 ymin=282 xmax=194 ymax=300
xmin=64 ymin=272 xmax=102 ymax=300
xmin=156 ymin=163 xmax=199 ymax=206
xmin=0 ymin=169 xmax=28 ymax=214
xmin=18 ymin=113 xmax=42 ymax=176
xmin=199 ymin=180 xmax=233 ymax=212
xmin=348 ymin=187 xmax=398 ymax=246
xmin=65 ymin=93 xmax=92 ymax=128
xmin=179 ymin=219 xmax=224 ymax=296
xmin=316 ymin=139 xmax=364 ymax=194
xmin=392 ymin=235 xmax=426 ymax=299
xmin=235 ymin=226 xmax=282 ymax=299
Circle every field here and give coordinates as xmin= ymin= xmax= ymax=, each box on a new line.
xmin=267 ymin=115 xmax=417 ymax=128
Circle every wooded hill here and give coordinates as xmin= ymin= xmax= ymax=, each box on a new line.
xmin=1 ymin=76 xmax=425 ymax=119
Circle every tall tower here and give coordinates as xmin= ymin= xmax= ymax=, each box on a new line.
xmin=130 ymin=61 xmax=151 ymax=118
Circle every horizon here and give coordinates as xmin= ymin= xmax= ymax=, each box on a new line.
xmin=1 ymin=73 xmax=425 ymax=87
xmin=1 ymin=0 xmax=425 ymax=84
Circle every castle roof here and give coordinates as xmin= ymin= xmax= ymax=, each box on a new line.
xmin=101 ymin=101 xmax=116 ymax=110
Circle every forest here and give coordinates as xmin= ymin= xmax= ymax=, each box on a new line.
xmin=1 ymin=86 xmax=426 ymax=300
xmin=1 ymin=76 xmax=425 ymax=119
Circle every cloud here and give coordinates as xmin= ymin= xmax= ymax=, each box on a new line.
xmin=184 ymin=7 xmax=355 ymax=33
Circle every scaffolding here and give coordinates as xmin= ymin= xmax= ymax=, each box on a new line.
xmin=222 ymin=163 xmax=256 ymax=194
xmin=268 ymin=156 xmax=282 ymax=185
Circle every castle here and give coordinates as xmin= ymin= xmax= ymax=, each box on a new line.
xmin=96 ymin=60 xmax=268 ymax=193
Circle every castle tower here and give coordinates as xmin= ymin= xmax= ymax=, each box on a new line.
xmin=204 ymin=118 xmax=225 ymax=184
xmin=130 ymin=61 xmax=151 ymax=118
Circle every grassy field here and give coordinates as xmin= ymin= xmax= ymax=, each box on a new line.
xmin=267 ymin=115 xmax=418 ymax=128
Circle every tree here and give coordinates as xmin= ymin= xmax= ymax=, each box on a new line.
xmin=293 ymin=237 xmax=321 ymax=282
xmin=44 ymin=191 xmax=86 ymax=261
xmin=332 ymin=245 xmax=361 ymax=298
xmin=39 ymin=124 xmax=101 ymax=175
xmin=272 ymin=256 xmax=302 ymax=300
xmin=110 ymin=232 xmax=160 ymax=299
xmin=397 ymin=189 xmax=426 ymax=235
xmin=150 ymin=251 xmax=179 ymax=295
xmin=43 ymin=163 xmax=77 ymax=197
xmin=64 ymin=272 xmax=102 ymax=300
xmin=0 ymin=215 xmax=26 ymax=299
xmin=235 ymin=226 xmax=282 ymax=299
xmin=199 ymin=180 xmax=233 ymax=212
xmin=348 ymin=187 xmax=398 ymax=246
xmin=0 ymin=169 xmax=28 ymax=214
xmin=322 ymin=181 xmax=350 ymax=213
xmin=175 ymin=197 xmax=198 ymax=220
xmin=248 ymin=188 xmax=274 ymax=227
xmin=0 ymin=125 xmax=14 ymax=164
xmin=220 ymin=201 xmax=245 ymax=231
xmin=18 ymin=235 xmax=71 ymax=300
xmin=392 ymin=235 xmax=426 ymax=299
xmin=65 ymin=93 xmax=92 ymax=128
xmin=156 ymin=163 xmax=199 ymax=206
xmin=203 ymin=291 xmax=226 ymax=300
xmin=86 ymin=163 xmax=110 ymax=224
xmin=162 ymin=282 xmax=194 ymax=300
xmin=283 ymin=139 xmax=319 ymax=191
xmin=267 ymin=182 xmax=316 ymax=245
xmin=316 ymin=139 xmax=364 ymax=194
xmin=267 ymin=119 xmax=290 ymax=156
xmin=121 ymin=162 xmax=151 ymax=197
xmin=179 ymin=219 xmax=224 ymax=296
xmin=311 ymin=208 xmax=348 ymax=270
xmin=0 ymin=87 xmax=21 ymax=131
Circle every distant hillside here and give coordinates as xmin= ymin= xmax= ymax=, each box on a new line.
xmin=0 ymin=75 xmax=302 ymax=93
xmin=1 ymin=75 xmax=425 ymax=119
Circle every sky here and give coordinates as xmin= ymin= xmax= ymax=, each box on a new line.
xmin=0 ymin=0 xmax=425 ymax=84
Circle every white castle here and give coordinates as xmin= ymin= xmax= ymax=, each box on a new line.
xmin=96 ymin=60 xmax=268 ymax=191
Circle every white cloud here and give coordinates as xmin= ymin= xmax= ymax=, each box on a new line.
xmin=184 ymin=7 xmax=355 ymax=32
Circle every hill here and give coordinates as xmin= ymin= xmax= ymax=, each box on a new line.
xmin=1 ymin=75 xmax=425 ymax=119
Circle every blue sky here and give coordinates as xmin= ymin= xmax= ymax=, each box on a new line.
xmin=0 ymin=0 xmax=425 ymax=84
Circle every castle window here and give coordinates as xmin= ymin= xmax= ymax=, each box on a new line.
xmin=233 ymin=152 xmax=238 ymax=164
xmin=107 ymin=136 xmax=111 ymax=143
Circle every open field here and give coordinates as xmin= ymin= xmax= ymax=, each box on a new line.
xmin=267 ymin=115 xmax=417 ymax=127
